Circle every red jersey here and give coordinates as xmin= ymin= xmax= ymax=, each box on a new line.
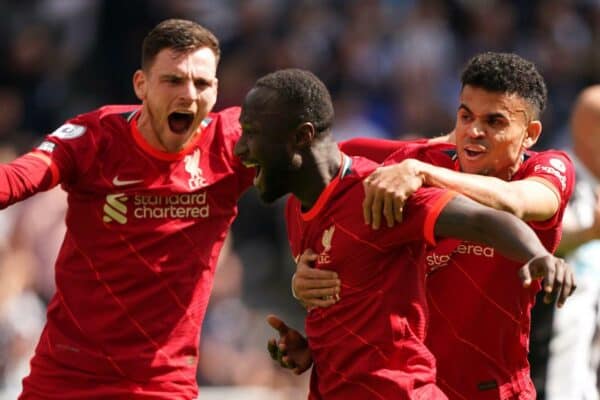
xmin=384 ymin=142 xmax=575 ymax=399
xmin=286 ymin=154 xmax=454 ymax=400
xmin=8 ymin=105 xmax=253 ymax=399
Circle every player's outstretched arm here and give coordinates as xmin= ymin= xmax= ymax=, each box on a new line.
xmin=292 ymin=249 xmax=340 ymax=309
xmin=363 ymin=158 xmax=561 ymax=230
xmin=266 ymin=314 xmax=312 ymax=375
xmin=435 ymin=195 xmax=576 ymax=307
xmin=0 ymin=152 xmax=59 ymax=209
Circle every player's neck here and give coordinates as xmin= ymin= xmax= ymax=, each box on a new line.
xmin=500 ymin=153 xmax=526 ymax=180
xmin=295 ymin=138 xmax=342 ymax=210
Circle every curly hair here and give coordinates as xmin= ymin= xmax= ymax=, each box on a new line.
xmin=255 ymin=68 xmax=334 ymax=135
xmin=461 ymin=52 xmax=547 ymax=118
xmin=142 ymin=19 xmax=220 ymax=70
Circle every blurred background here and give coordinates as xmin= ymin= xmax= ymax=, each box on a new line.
xmin=0 ymin=0 xmax=599 ymax=399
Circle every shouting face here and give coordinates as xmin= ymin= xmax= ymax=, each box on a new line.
xmin=235 ymin=87 xmax=300 ymax=203
xmin=454 ymin=85 xmax=541 ymax=180
xmin=133 ymin=47 xmax=218 ymax=153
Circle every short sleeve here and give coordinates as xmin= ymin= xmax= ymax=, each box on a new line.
xmin=37 ymin=114 xmax=102 ymax=185
xmin=377 ymin=187 xmax=457 ymax=248
xmin=521 ymin=151 xmax=575 ymax=229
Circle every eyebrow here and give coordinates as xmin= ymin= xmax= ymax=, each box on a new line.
xmin=458 ymin=104 xmax=508 ymax=120
xmin=159 ymin=73 xmax=212 ymax=83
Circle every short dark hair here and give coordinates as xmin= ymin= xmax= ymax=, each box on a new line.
xmin=461 ymin=52 xmax=547 ymax=118
xmin=254 ymin=69 xmax=334 ymax=135
xmin=141 ymin=19 xmax=220 ymax=70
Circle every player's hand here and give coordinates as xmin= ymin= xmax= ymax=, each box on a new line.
xmin=518 ymin=254 xmax=576 ymax=308
xmin=293 ymin=249 xmax=340 ymax=308
xmin=362 ymin=159 xmax=425 ymax=229
xmin=266 ymin=314 xmax=312 ymax=375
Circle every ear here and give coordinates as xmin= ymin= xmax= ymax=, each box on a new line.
xmin=523 ymin=120 xmax=542 ymax=149
xmin=295 ymin=122 xmax=316 ymax=148
xmin=133 ymin=70 xmax=147 ymax=101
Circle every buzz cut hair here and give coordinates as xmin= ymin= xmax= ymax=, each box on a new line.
xmin=254 ymin=68 xmax=334 ymax=135
xmin=141 ymin=18 xmax=220 ymax=70
xmin=461 ymin=52 xmax=548 ymax=118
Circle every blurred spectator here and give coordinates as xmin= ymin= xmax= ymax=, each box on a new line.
xmin=546 ymin=85 xmax=600 ymax=400
xmin=10 ymin=187 xmax=67 ymax=303
xmin=198 ymin=234 xmax=309 ymax=398
xmin=0 ymin=144 xmax=45 ymax=400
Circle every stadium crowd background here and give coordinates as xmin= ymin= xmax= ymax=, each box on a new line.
xmin=0 ymin=0 xmax=599 ymax=399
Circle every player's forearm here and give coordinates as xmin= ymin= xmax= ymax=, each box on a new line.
xmin=436 ymin=196 xmax=550 ymax=263
xmin=417 ymin=161 xmax=553 ymax=221
xmin=0 ymin=152 xmax=57 ymax=208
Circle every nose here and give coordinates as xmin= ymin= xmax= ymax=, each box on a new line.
xmin=179 ymin=80 xmax=198 ymax=103
xmin=467 ymin=121 xmax=486 ymax=138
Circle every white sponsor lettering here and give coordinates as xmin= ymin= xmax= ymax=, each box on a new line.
xmin=426 ymin=243 xmax=495 ymax=268
xmin=132 ymin=192 xmax=210 ymax=219
xmin=549 ymin=158 xmax=566 ymax=173
xmin=50 ymin=123 xmax=86 ymax=139
xmin=534 ymin=164 xmax=566 ymax=191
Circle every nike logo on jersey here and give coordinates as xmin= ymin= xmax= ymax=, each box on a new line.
xmin=112 ymin=176 xmax=144 ymax=186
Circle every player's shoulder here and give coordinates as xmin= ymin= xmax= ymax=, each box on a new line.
xmin=524 ymin=149 xmax=573 ymax=170
xmin=47 ymin=105 xmax=138 ymax=143
xmin=207 ymin=106 xmax=241 ymax=132
xmin=386 ymin=140 xmax=456 ymax=164
xmin=343 ymin=155 xmax=379 ymax=181
xmin=74 ymin=105 xmax=139 ymax=125
xmin=521 ymin=149 xmax=575 ymax=197
xmin=521 ymin=149 xmax=575 ymax=182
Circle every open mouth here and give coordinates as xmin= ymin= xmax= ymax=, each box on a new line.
xmin=464 ymin=149 xmax=482 ymax=157
xmin=168 ymin=112 xmax=194 ymax=134
xmin=463 ymin=144 xmax=487 ymax=159
xmin=241 ymin=160 xmax=263 ymax=187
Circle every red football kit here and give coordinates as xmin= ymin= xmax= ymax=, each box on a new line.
xmin=286 ymin=154 xmax=454 ymax=400
xmin=341 ymin=139 xmax=574 ymax=400
xmin=0 ymin=105 xmax=253 ymax=399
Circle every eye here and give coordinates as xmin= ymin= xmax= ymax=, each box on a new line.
xmin=487 ymin=117 xmax=506 ymax=128
xmin=165 ymin=77 xmax=182 ymax=85
xmin=194 ymin=79 xmax=210 ymax=89
xmin=458 ymin=111 xmax=473 ymax=123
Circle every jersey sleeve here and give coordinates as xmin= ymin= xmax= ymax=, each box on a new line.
xmin=38 ymin=114 xmax=106 ymax=187
xmin=0 ymin=151 xmax=58 ymax=208
xmin=522 ymin=151 xmax=575 ymax=229
xmin=0 ymin=113 xmax=103 ymax=207
xmin=339 ymin=138 xmax=410 ymax=163
xmin=377 ymin=187 xmax=457 ymax=248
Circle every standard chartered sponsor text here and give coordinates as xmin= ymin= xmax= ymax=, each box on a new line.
xmin=133 ymin=192 xmax=209 ymax=219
